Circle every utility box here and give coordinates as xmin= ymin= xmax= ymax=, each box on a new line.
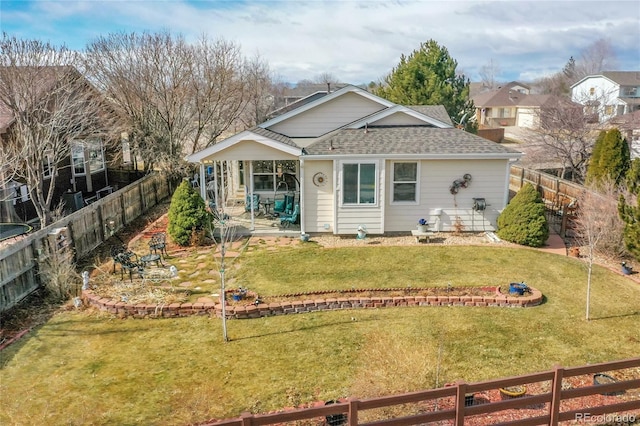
xmin=62 ymin=191 xmax=84 ymax=213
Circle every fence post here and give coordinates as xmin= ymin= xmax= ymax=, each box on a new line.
xmin=348 ymin=398 xmax=358 ymax=426
xmin=549 ymin=365 xmax=564 ymax=424
xmin=139 ymin=180 xmax=146 ymax=213
xmin=120 ymin=191 xmax=127 ymax=227
xmin=240 ymin=411 xmax=253 ymax=426
xmin=454 ymin=380 xmax=467 ymax=426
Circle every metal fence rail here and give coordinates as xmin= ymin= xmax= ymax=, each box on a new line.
xmin=0 ymin=173 xmax=170 ymax=312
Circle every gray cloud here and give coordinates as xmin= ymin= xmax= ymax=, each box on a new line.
xmin=2 ymin=0 xmax=638 ymax=84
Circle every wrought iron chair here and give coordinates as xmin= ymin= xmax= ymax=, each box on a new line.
xmin=149 ymin=232 xmax=168 ymax=258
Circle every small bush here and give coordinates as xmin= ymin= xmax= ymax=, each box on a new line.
xmin=38 ymin=246 xmax=80 ymax=302
xmin=168 ymin=180 xmax=211 ymax=246
xmin=497 ymin=183 xmax=549 ymax=247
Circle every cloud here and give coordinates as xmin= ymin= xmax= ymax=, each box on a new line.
xmin=1 ymin=0 xmax=638 ymax=84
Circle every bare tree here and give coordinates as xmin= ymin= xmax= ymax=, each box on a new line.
xmin=238 ymin=53 xmax=275 ymax=128
xmin=207 ymin=191 xmax=250 ymax=342
xmin=478 ymin=59 xmax=501 ymax=90
xmin=189 ymin=36 xmax=249 ymax=153
xmin=84 ymin=31 xmax=256 ymax=177
xmin=529 ymin=98 xmax=595 ymax=182
xmin=84 ymin=31 xmax=194 ymax=176
xmin=533 ymin=39 xmax=618 ymax=96
xmin=572 ymin=181 xmax=624 ymax=320
xmin=575 ymin=38 xmax=618 ymax=78
xmin=0 ymin=34 xmax=119 ymax=227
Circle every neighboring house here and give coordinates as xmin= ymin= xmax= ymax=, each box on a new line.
xmin=472 ymin=82 xmax=570 ymax=129
xmin=571 ymin=71 xmax=640 ymax=123
xmin=0 ymin=66 xmax=118 ymax=222
xmin=187 ymin=85 xmax=522 ymax=235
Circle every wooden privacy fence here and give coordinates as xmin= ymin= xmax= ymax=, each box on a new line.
xmin=0 ymin=173 xmax=171 ymax=313
xmin=205 ymin=357 xmax=640 ymax=426
xmin=509 ymin=164 xmax=585 ymax=208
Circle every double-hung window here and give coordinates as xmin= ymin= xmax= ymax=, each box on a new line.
xmin=392 ymin=162 xmax=418 ymax=203
xmin=342 ymin=162 xmax=376 ymax=205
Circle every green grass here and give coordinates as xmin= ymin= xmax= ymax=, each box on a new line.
xmin=1 ymin=243 xmax=639 ymax=425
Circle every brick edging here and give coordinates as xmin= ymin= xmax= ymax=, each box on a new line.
xmin=82 ymin=286 xmax=543 ymax=319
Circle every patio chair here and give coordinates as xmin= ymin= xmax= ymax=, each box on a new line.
xmin=149 ymin=232 xmax=168 ymax=258
xmin=279 ymin=203 xmax=300 ymax=228
xmin=284 ymin=193 xmax=295 ymax=214
xmin=191 ymin=173 xmax=199 ymax=188
xmin=110 ymin=245 xmax=137 ymax=273
xmin=245 ymin=194 xmax=260 ymax=213
xmin=111 ymin=248 xmax=143 ymax=281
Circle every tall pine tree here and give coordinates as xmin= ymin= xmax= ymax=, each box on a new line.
xmin=586 ymin=128 xmax=630 ymax=186
xmin=374 ymin=40 xmax=475 ymax=132
xmin=585 ymin=130 xmax=606 ymax=185
xmin=619 ymin=158 xmax=640 ymax=261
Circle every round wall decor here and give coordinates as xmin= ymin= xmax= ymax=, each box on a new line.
xmin=312 ymin=172 xmax=327 ymax=187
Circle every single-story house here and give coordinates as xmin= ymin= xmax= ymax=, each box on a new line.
xmin=472 ymin=81 xmax=571 ymax=129
xmin=187 ymin=85 xmax=523 ymax=235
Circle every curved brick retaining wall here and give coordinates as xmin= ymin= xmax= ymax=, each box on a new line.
xmin=82 ymin=286 xmax=543 ymax=319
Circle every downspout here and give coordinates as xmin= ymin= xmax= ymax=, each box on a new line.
xmin=299 ymin=157 xmax=305 ymax=235
xmin=248 ymin=160 xmax=255 ymax=231
xmin=333 ymin=160 xmax=338 ymax=235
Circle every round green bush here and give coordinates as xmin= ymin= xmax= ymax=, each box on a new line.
xmin=167 ymin=180 xmax=212 ymax=246
xmin=497 ymin=183 xmax=549 ymax=247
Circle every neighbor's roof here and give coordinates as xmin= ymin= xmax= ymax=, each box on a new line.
xmin=571 ymin=71 xmax=640 ymax=88
xmin=305 ymin=126 xmax=523 ymax=157
xmin=0 ymin=66 xmax=87 ymax=132
xmin=601 ymin=71 xmax=640 ymax=86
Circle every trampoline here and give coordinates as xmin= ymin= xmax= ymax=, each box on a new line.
xmin=0 ymin=223 xmax=32 ymax=242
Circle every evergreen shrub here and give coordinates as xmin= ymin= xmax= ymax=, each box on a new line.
xmin=167 ymin=180 xmax=211 ymax=246
xmin=497 ymin=183 xmax=549 ymax=247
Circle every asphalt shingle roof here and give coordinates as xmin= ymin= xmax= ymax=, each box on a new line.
xmin=251 ymin=126 xmax=299 ymax=148
xmin=305 ymin=126 xmax=522 ymax=156
xmin=602 ymin=71 xmax=640 ymax=86
xmin=407 ymin=105 xmax=453 ymax=126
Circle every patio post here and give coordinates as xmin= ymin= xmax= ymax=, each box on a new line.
xmin=248 ymin=160 xmax=255 ymax=230
xmin=213 ymin=161 xmax=221 ymax=212
xmin=199 ymin=163 xmax=206 ymax=200
xmin=299 ymin=157 xmax=305 ymax=235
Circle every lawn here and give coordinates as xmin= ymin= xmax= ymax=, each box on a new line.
xmin=1 ymin=240 xmax=639 ymax=425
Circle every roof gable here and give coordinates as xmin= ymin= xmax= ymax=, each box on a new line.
xmin=260 ymin=85 xmax=394 ymax=132
xmin=186 ymin=127 xmax=301 ymax=162
xmin=264 ymin=89 xmax=391 ymax=137
xmin=347 ymin=105 xmax=453 ymax=129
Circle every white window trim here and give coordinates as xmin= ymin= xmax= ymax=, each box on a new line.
xmin=71 ymin=140 xmax=105 ymax=177
xmin=339 ymin=160 xmax=379 ymax=207
xmin=390 ymin=161 xmax=420 ymax=205
xmin=42 ymin=151 xmax=54 ymax=179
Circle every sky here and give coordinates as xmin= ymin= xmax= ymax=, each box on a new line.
xmin=1 ymin=0 xmax=639 ymax=85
